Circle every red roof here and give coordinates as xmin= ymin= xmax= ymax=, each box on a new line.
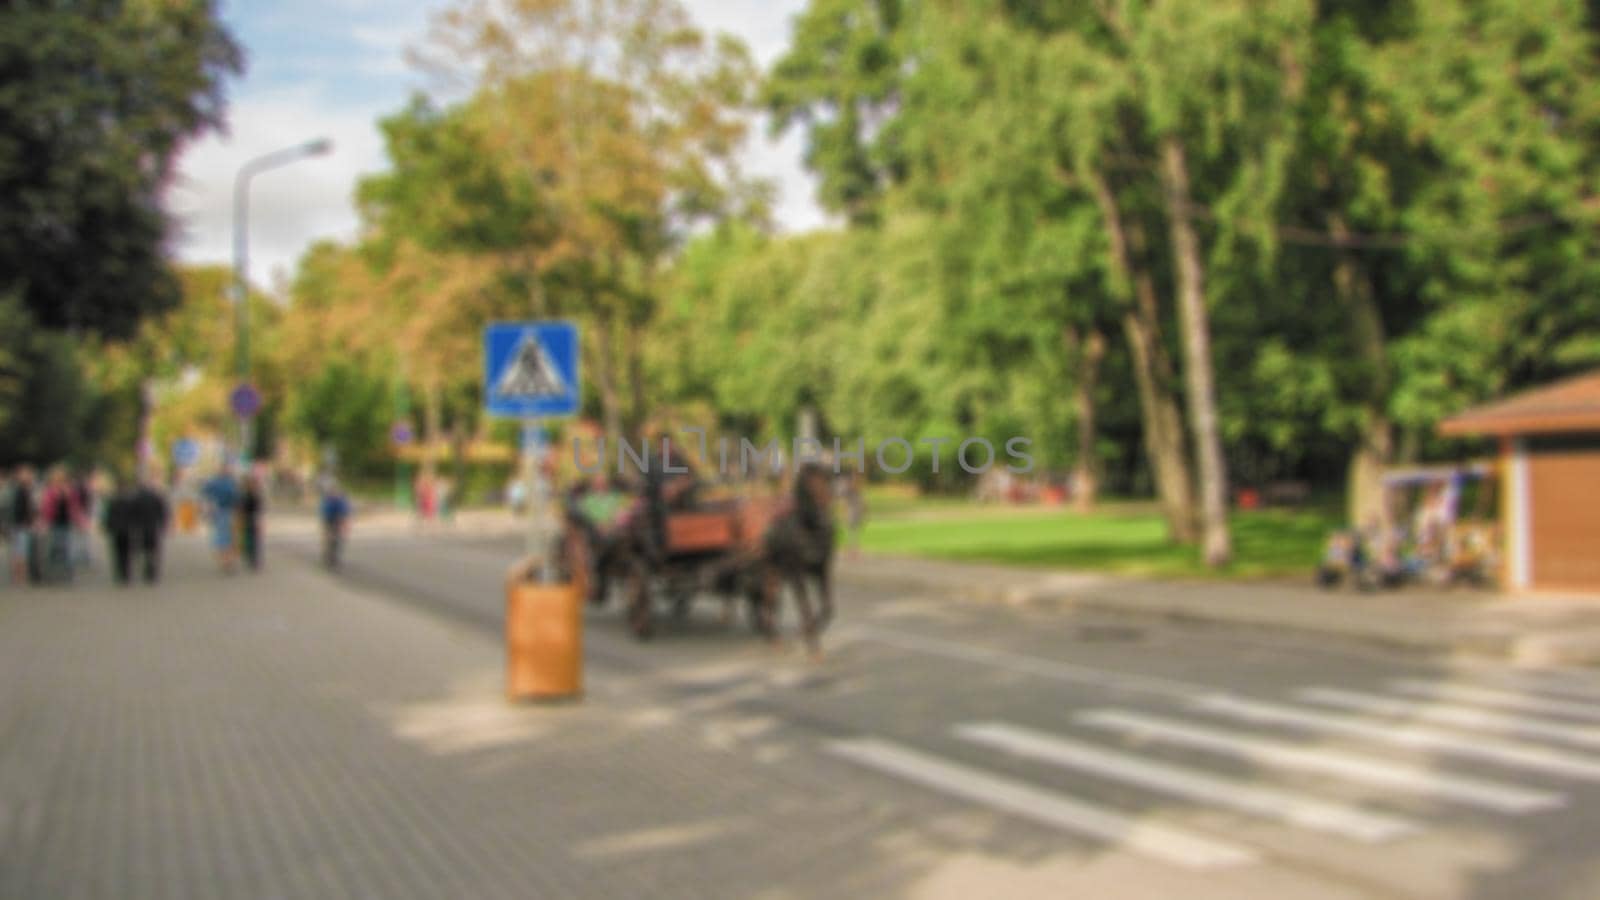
xmin=1440 ymin=370 xmax=1600 ymax=437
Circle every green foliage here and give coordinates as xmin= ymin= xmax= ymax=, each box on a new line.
xmin=0 ymin=0 xmax=241 ymax=338
xmin=287 ymin=361 xmax=394 ymax=478
xmin=765 ymin=0 xmax=907 ymax=223
xmin=359 ymin=96 xmax=556 ymax=258
xmin=0 ymin=294 xmax=104 ymax=466
xmin=248 ymin=0 xmax=1600 ymax=518
xmin=741 ymin=0 xmax=1600 ymax=505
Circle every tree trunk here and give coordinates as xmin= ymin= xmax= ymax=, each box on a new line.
xmin=421 ymin=374 xmax=442 ymax=481
xmin=1159 ymin=137 xmax=1231 ymax=567
xmin=625 ymin=316 xmax=647 ymax=444
xmin=1330 ymin=213 xmax=1393 ymax=530
xmin=1087 ymin=168 xmax=1199 ymax=543
xmin=450 ymin=421 xmax=468 ymax=503
xmin=591 ymin=309 xmax=623 ymax=446
xmin=136 ymin=379 xmax=156 ymax=481
xmin=1066 ymin=325 xmax=1107 ymax=512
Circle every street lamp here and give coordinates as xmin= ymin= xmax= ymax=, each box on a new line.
xmin=232 ymin=137 xmax=333 ymax=462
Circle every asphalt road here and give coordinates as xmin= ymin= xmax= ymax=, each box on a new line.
xmin=275 ymin=527 xmax=1600 ymax=899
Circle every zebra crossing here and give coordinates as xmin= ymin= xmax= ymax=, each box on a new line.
xmin=825 ymin=668 xmax=1600 ymax=871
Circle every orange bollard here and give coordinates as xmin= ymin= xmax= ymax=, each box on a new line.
xmin=504 ymin=557 xmax=583 ymax=702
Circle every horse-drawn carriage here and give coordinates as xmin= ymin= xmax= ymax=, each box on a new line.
xmin=558 ymin=459 xmax=837 ymax=652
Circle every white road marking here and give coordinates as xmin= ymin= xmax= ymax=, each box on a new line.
xmin=1296 ymin=688 xmax=1600 ymax=749
xmin=1388 ymin=680 xmax=1600 ymax=724
xmin=842 ymin=625 xmax=1196 ymax=698
xmin=1076 ymin=709 xmax=1564 ymax=815
xmin=954 ymin=722 xmax=1418 ymax=843
xmin=1191 ymin=694 xmax=1600 ymax=781
xmin=825 ymin=738 xmax=1258 ymax=869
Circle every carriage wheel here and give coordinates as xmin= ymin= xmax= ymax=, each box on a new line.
xmin=558 ymin=528 xmax=591 ymax=601
xmin=669 ymin=582 xmax=694 ymax=623
xmin=745 ymin=585 xmax=768 ymax=635
xmin=569 ymin=529 xmax=610 ymax=607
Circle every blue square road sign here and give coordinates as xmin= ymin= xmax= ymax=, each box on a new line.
xmin=483 ymin=321 xmax=580 ymax=418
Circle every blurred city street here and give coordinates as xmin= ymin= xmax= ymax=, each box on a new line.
xmin=10 ymin=1 xmax=1600 ymax=897
xmin=6 ymin=524 xmax=1600 ymax=899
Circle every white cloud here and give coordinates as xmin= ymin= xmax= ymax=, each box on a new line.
xmin=681 ymin=0 xmax=803 ymax=66
xmin=351 ymin=22 xmax=421 ymax=53
xmin=741 ymin=114 xmax=831 ymax=234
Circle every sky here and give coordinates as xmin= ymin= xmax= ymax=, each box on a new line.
xmin=168 ymin=0 xmax=826 ymax=290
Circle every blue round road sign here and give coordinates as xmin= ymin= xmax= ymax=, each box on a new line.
xmin=230 ymin=383 xmax=262 ymax=419
xmin=391 ymin=422 xmax=414 ymax=445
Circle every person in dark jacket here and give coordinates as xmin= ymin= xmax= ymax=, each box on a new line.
xmin=8 ymin=466 xmax=38 ymax=584
xmin=637 ymin=429 xmax=700 ymax=563
xmin=103 ymin=476 xmax=135 ymax=586
xmin=128 ymin=478 xmax=170 ymax=584
xmin=238 ymin=473 xmax=263 ymax=571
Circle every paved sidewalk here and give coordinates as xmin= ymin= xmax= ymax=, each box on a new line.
xmin=0 ymin=539 xmax=903 ymax=899
xmin=839 ymin=555 xmax=1600 ymax=667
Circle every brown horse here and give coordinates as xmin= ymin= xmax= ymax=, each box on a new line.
xmin=752 ymin=462 xmax=837 ymax=657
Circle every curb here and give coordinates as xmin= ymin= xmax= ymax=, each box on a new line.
xmin=838 ymin=568 xmax=1600 ymax=668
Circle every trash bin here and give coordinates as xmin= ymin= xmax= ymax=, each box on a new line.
xmin=177 ymin=499 xmax=198 ymax=533
xmin=504 ymin=556 xmax=583 ymax=701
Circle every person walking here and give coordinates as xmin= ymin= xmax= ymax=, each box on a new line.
xmin=70 ymin=471 xmax=96 ymax=572
xmin=8 ymin=466 xmax=39 ymax=584
xmin=437 ymin=475 xmax=456 ymax=526
xmin=414 ymin=471 xmax=437 ymax=528
xmin=238 ymin=472 xmax=264 ymax=571
xmin=0 ymin=468 xmax=13 ymax=579
xmin=104 ymin=475 xmax=135 ymax=586
xmin=129 ymin=477 xmax=170 ymax=584
xmin=39 ymin=466 xmax=83 ymax=583
xmin=201 ymin=465 xmax=240 ymax=573
xmin=319 ymin=480 xmax=351 ymax=569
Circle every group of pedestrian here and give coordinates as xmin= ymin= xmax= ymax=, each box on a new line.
xmin=103 ymin=474 xmax=170 ymax=586
xmin=413 ymin=471 xmax=456 ymax=528
xmin=199 ymin=465 xmax=266 ymax=574
xmin=3 ymin=465 xmax=89 ymax=583
xmin=3 ymin=457 xmax=368 ymax=585
xmin=2 ymin=464 xmax=170 ymax=587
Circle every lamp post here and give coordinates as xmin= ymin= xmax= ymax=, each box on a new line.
xmin=232 ymin=137 xmax=332 ymax=463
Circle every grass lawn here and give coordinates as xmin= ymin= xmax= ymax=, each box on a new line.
xmin=857 ymin=501 xmax=1337 ymax=580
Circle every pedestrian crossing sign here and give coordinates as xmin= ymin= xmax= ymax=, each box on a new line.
xmin=484 ymin=321 xmax=580 ymax=418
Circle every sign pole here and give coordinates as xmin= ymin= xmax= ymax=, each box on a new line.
xmin=524 ymin=418 xmax=539 ymax=561
xmin=485 ymin=320 xmax=579 ymax=584
xmin=523 ymin=419 xmax=558 ymax=582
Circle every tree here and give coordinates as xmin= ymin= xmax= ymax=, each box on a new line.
xmin=766 ymin=0 xmax=907 ymax=225
xmin=0 ymin=1 xmax=241 ymax=337
xmin=407 ymin=0 xmax=762 ymax=442
xmin=80 ymin=265 xmax=282 ymax=470
xmin=0 ymin=294 xmax=99 ymax=466
xmin=287 ymin=360 xmax=393 ymax=478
